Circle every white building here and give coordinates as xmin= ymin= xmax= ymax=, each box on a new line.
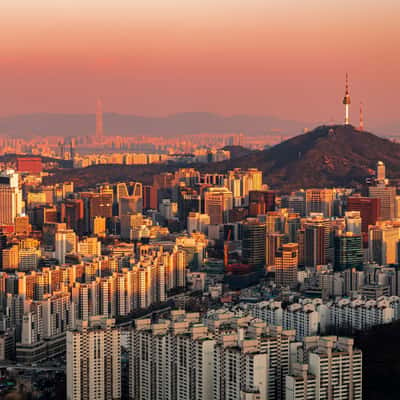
xmin=66 ymin=317 xmax=121 ymax=400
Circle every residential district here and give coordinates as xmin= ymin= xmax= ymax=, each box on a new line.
xmin=0 ymin=154 xmax=399 ymax=399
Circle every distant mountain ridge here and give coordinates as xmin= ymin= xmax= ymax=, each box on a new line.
xmin=44 ymin=125 xmax=400 ymax=191
xmin=0 ymin=112 xmax=307 ymax=137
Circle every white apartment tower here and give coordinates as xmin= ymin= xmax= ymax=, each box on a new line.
xmin=66 ymin=317 xmax=121 ymax=400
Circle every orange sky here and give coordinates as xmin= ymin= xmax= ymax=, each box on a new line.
xmin=1 ymin=0 xmax=400 ymax=130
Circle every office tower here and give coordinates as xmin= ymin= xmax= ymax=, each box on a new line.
xmin=266 ymin=233 xmax=284 ymax=267
xmin=92 ymin=216 xmax=106 ymax=237
xmin=55 ymin=229 xmax=77 ymax=264
xmin=177 ymin=187 xmax=201 ymax=228
xmin=119 ymin=213 xmax=143 ymax=240
xmin=95 ymin=98 xmax=103 ymax=139
xmin=81 ymin=193 xmax=113 ymax=233
xmin=204 ymin=187 xmax=233 ymax=225
xmin=248 ymin=190 xmax=276 ymax=217
xmin=0 ymin=169 xmax=22 ymax=225
xmin=286 ymin=213 xmax=302 ymax=242
xmin=304 ymin=217 xmax=331 ymax=268
xmin=187 ymin=212 xmax=210 ymax=234
xmin=304 ymin=223 xmax=326 ymax=267
xmin=309 ymin=337 xmax=362 ymax=400
xmin=226 ymin=168 xmax=263 ymax=205
xmin=369 ymin=224 xmax=400 ymax=265
xmin=282 ymin=191 xmax=306 ymax=217
xmin=265 ymin=210 xmax=287 ymax=234
xmin=305 ymin=189 xmax=334 ymax=217
xmin=344 ymin=211 xmax=362 ymax=234
xmin=242 ymin=219 xmax=266 ymax=268
xmin=142 ymin=185 xmax=158 ymax=210
xmin=275 ymin=243 xmax=299 ymax=288
xmin=347 ymin=196 xmax=380 ymax=233
xmin=369 ymin=185 xmax=396 ymax=220
xmin=343 ymin=73 xmax=351 ymax=125
xmin=62 ymin=199 xmax=85 ymax=235
xmin=119 ymin=196 xmax=142 ymax=216
xmin=66 ymin=317 xmax=121 ymax=400
xmin=0 ymin=231 xmax=7 ymax=270
xmin=334 ymin=232 xmax=363 ymax=271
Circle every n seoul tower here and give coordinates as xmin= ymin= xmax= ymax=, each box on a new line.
xmin=342 ymin=73 xmax=351 ymax=125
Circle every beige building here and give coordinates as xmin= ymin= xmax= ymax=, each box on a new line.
xmin=67 ymin=317 xmax=121 ymax=400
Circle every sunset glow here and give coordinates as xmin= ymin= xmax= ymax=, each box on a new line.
xmin=1 ymin=0 xmax=400 ymax=130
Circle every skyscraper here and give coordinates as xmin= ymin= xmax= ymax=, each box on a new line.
xmin=305 ymin=189 xmax=334 ymax=217
xmin=275 ymin=243 xmax=299 ymax=288
xmin=347 ymin=196 xmax=380 ymax=234
xmin=0 ymin=170 xmax=22 ymax=225
xmin=204 ymin=187 xmax=233 ymax=225
xmin=242 ymin=218 xmax=266 ymax=269
xmin=95 ymin=98 xmax=103 ymax=140
xmin=334 ymin=232 xmax=363 ymax=271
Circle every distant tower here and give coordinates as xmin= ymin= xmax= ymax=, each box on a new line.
xmin=376 ymin=160 xmax=386 ymax=183
xmin=342 ymin=73 xmax=351 ymax=125
xmin=96 ymin=98 xmax=103 ymax=139
xmin=359 ymin=102 xmax=364 ymax=131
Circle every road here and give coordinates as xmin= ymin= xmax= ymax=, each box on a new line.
xmin=0 ymin=363 xmax=65 ymax=372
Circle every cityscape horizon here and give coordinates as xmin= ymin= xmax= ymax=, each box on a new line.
xmin=1 ymin=1 xmax=399 ymax=400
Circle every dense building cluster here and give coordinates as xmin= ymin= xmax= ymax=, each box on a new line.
xmin=0 ymin=157 xmax=399 ymax=399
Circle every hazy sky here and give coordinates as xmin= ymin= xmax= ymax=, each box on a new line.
xmin=2 ymin=0 xmax=400 ymax=129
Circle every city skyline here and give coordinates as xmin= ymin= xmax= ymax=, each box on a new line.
xmin=2 ymin=1 xmax=400 ymax=132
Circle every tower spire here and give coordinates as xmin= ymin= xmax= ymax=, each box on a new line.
xmin=342 ymin=73 xmax=351 ymax=125
xmin=359 ymin=102 xmax=364 ymax=131
xmin=96 ymin=98 xmax=103 ymax=140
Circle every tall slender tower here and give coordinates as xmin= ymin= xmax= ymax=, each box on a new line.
xmin=95 ymin=98 xmax=103 ymax=139
xmin=359 ymin=102 xmax=364 ymax=131
xmin=342 ymin=73 xmax=351 ymax=125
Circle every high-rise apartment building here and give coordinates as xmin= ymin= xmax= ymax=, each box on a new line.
xmin=308 ymin=337 xmax=362 ymax=400
xmin=66 ymin=317 xmax=121 ymax=400
xmin=55 ymin=229 xmax=77 ymax=264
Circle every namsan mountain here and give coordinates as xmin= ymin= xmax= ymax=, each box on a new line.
xmin=211 ymin=124 xmax=400 ymax=191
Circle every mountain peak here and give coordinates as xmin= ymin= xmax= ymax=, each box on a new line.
xmin=218 ymin=124 xmax=400 ymax=192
